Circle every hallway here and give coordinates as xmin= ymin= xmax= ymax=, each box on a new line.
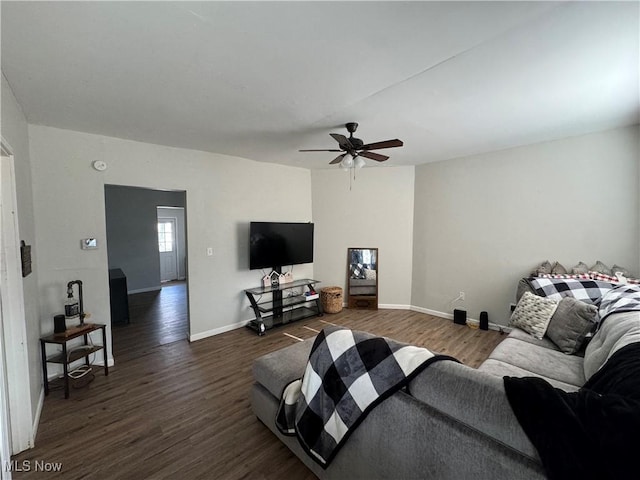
xmin=112 ymin=281 xmax=188 ymax=362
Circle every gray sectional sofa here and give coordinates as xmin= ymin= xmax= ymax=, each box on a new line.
xmin=251 ymin=309 xmax=640 ymax=479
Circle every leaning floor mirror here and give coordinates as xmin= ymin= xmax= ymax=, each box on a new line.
xmin=347 ymin=247 xmax=378 ymax=310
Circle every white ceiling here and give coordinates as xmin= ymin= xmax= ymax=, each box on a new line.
xmin=2 ymin=1 xmax=638 ymax=169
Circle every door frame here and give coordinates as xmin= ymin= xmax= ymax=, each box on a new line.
xmin=1 ymin=137 xmax=33 ymax=461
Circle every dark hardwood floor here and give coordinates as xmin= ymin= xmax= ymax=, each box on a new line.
xmin=113 ymin=281 xmax=189 ymax=362
xmin=13 ymin=301 xmax=505 ymax=479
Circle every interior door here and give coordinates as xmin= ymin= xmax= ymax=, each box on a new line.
xmin=158 ymin=217 xmax=178 ymax=282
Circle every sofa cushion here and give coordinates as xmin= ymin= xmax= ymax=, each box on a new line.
xmin=584 ymin=311 xmax=640 ymax=380
xmin=507 ymin=327 xmax=561 ymax=350
xmin=409 ymin=360 xmax=540 ymax=460
xmin=479 ymin=360 xmax=581 ymax=392
xmin=509 ymin=292 xmax=558 ymax=339
xmin=479 ymin=336 xmax=585 ymax=390
xmin=252 ymin=338 xmax=313 ymax=398
xmin=546 ymin=297 xmax=597 ymax=354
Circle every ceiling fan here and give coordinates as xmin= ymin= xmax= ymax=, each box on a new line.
xmin=299 ymin=122 xmax=403 ymax=167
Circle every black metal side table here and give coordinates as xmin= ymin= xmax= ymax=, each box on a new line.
xmin=40 ymin=323 xmax=108 ymax=399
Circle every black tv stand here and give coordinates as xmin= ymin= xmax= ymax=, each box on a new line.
xmin=244 ymin=279 xmax=323 ymax=335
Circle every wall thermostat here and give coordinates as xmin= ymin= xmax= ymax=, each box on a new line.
xmin=81 ymin=238 xmax=98 ymax=250
xmin=92 ymin=160 xmax=107 ymax=171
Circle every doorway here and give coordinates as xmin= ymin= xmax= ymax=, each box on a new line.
xmin=104 ymin=185 xmax=188 ymax=360
xmin=157 ymin=206 xmax=186 ymax=284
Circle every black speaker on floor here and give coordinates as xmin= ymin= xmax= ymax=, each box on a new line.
xmin=453 ymin=309 xmax=467 ymax=325
xmin=479 ymin=311 xmax=489 ymax=330
xmin=54 ymin=314 xmax=66 ymax=333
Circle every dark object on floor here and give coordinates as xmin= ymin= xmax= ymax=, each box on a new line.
xmin=453 ymin=309 xmax=467 ymax=325
xmin=479 ymin=311 xmax=489 ymax=330
xmin=109 ymin=268 xmax=130 ymax=324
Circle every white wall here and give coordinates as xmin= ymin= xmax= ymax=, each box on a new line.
xmin=1 ymin=73 xmax=41 ymax=425
xmin=311 ymin=167 xmax=415 ymax=307
xmin=28 ymin=125 xmax=313 ymax=352
xmin=411 ymin=126 xmax=640 ymax=326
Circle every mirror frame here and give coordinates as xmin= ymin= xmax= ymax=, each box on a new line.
xmin=346 ymin=247 xmax=378 ymax=310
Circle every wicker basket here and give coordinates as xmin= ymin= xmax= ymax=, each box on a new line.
xmin=321 ymin=286 xmax=343 ymax=314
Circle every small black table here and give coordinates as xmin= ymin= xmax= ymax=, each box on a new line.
xmin=40 ymin=323 xmax=108 ymax=399
xmin=109 ymin=268 xmax=130 ymax=324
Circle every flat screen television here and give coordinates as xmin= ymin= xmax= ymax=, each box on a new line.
xmin=249 ymin=222 xmax=314 ymax=270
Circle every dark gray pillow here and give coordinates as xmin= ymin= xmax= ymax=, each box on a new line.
xmin=551 ymin=262 xmax=567 ymax=274
xmin=546 ymin=297 xmax=597 ymax=354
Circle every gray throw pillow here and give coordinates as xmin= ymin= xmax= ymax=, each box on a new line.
xmin=571 ymin=262 xmax=589 ymax=274
xmin=551 ymin=262 xmax=567 ymax=274
xmin=590 ymin=260 xmax=612 ymax=276
xmin=531 ymin=260 xmax=552 ymax=276
xmin=509 ymin=291 xmax=559 ymax=339
xmin=612 ymin=264 xmax=631 ymax=277
xmin=546 ymin=297 xmax=597 ymax=354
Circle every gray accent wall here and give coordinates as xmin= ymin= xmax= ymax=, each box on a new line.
xmin=105 ymin=185 xmax=186 ymax=293
xmin=411 ymin=125 xmax=640 ymax=325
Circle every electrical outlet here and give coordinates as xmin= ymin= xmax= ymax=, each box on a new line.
xmin=206 ymin=247 xmax=213 ymax=256
xmin=459 ymin=291 xmax=465 ymax=301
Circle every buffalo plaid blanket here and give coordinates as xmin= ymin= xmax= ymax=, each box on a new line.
xmin=527 ymin=277 xmax=615 ymax=305
xmin=598 ymin=284 xmax=640 ymax=324
xmin=276 ymin=326 xmax=455 ymax=468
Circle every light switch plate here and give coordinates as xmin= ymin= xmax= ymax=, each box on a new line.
xmin=81 ymin=238 xmax=98 ymax=249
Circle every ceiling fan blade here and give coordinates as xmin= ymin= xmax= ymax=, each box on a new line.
xmin=358 ymin=151 xmax=389 ymax=162
xmin=299 ymin=149 xmax=343 ymax=152
xmin=330 ymin=133 xmax=354 ymax=150
xmin=330 ymin=154 xmax=346 ymax=165
xmin=360 ymin=139 xmax=404 ymax=150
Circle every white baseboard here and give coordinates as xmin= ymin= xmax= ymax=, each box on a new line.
xmin=378 ymin=303 xmax=411 ymax=310
xmin=32 ymin=387 xmax=45 ymax=446
xmin=409 ymin=306 xmax=509 ymax=333
xmin=127 ymin=286 xmax=162 ymax=295
xmin=187 ymin=305 xmax=510 ymax=343
xmin=189 ymin=320 xmax=247 ymax=342
xmin=410 ymin=306 xmax=454 ymax=319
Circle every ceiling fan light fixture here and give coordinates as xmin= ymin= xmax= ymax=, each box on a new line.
xmin=354 ymin=156 xmax=366 ymax=169
xmin=341 ymin=153 xmax=354 ymax=169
